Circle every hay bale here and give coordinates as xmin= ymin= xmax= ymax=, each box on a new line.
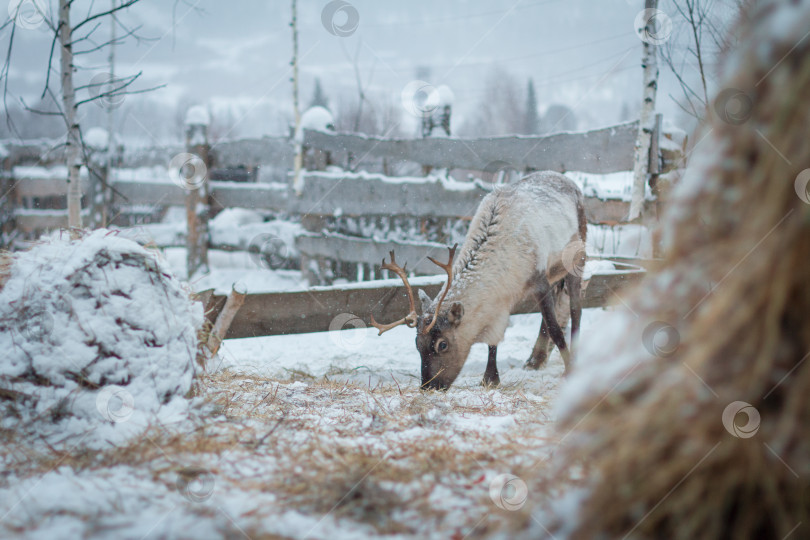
xmin=0 ymin=230 xmax=203 ymax=448
xmin=542 ymin=2 xmax=810 ymax=538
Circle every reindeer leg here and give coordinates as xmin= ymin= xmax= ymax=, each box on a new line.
xmin=483 ymin=345 xmax=500 ymax=387
xmin=525 ymin=318 xmax=550 ymax=370
xmin=525 ymin=280 xmax=562 ymax=370
xmin=535 ymin=277 xmax=572 ymax=374
xmin=566 ymin=273 xmax=582 ymax=348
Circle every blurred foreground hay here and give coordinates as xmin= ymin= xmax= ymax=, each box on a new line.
xmin=547 ymin=2 xmax=810 ymax=539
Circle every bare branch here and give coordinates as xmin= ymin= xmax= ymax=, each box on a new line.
xmin=70 ymin=21 xmax=102 ymax=46
xmin=2 ymin=21 xmax=18 ymax=135
xmin=75 ymin=82 xmax=166 ymax=108
xmin=74 ymin=72 xmax=138 ymax=92
xmin=73 ymin=23 xmax=143 ymax=55
xmin=40 ymin=22 xmax=63 ymax=100
xmin=20 ymin=98 xmax=65 ymax=117
xmin=70 ymin=0 xmax=140 ymax=36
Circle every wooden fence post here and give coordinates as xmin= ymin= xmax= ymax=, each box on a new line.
xmin=185 ymin=108 xmax=211 ymax=278
xmin=86 ymin=130 xmax=112 ymax=229
xmin=0 ymin=150 xmax=15 ymax=249
xmin=649 ymin=112 xmax=664 ymax=258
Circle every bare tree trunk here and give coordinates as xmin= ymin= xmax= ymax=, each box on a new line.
xmin=629 ymin=0 xmax=659 ymax=221
xmin=291 ymin=0 xmax=304 ymax=195
xmin=106 ymin=0 xmax=116 ymax=175
xmin=59 ymin=0 xmax=82 ymax=234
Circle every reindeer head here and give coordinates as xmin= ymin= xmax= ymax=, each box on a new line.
xmin=371 ymin=245 xmax=468 ymax=390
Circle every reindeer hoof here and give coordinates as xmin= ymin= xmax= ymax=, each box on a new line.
xmin=482 ymin=375 xmax=500 ymax=387
xmin=524 ymin=358 xmax=546 ymax=370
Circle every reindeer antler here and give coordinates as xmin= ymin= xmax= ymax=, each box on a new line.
xmin=370 ymin=251 xmax=419 ymax=335
xmin=422 ymin=244 xmax=458 ymax=335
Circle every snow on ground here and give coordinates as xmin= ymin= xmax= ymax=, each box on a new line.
xmin=164 ymin=248 xmax=305 ymax=294
xmin=3 ymin=166 xmax=648 ymax=537
xmin=0 ymin=294 xmax=615 ymax=538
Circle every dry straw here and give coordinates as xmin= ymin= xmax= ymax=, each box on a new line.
xmin=543 ymin=2 xmax=810 ymax=539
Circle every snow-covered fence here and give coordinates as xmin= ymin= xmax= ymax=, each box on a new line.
xmin=10 ymin=170 xmax=656 ymax=231
xmin=5 ymin=117 xmax=684 ymax=279
xmin=302 ymin=122 xmax=639 ymax=173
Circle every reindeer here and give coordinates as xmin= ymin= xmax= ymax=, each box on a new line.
xmin=370 ymin=171 xmax=587 ymax=390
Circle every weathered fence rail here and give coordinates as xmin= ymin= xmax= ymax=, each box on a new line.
xmin=5 ymin=116 xmax=683 ymax=284
xmin=204 ymin=262 xmax=646 ymax=339
xmin=11 ymin=171 xmax=653 ymax=234
xmin=303 ymin=121 xmax=639 ymax=173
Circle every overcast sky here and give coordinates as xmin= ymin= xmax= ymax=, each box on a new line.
xmin=2 ymin=0 xmax=734 ymax=142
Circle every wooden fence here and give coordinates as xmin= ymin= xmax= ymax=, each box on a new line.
xmin=203 ymin=261 xmax=646 ymax=339
xmin=2 ymin=116 xmax=682 ymax=286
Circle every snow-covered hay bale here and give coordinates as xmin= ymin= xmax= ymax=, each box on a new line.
xmin=0 ymin=230 xmax=203 ymax=447
xmin=543 ymin=2 xmax=810 ymax=539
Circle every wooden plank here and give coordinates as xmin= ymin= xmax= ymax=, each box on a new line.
xmin=14 ymin=176 xmax=66 ymax=197
xmin=112 ymin=179 xmax=186 ymax=206
xmin=110 ymin=179 xmax=290 ymax=210
xmin=303 ymin=121 xmax=639 ymax=174
xmin=290 ymin=173 xmax=489 ymax=217
xmin=296 ymin=233 xmax=657 ymax=271
xmin=210 ymin=182 xmax=290 ymax=210
xmin=210 ymin=264 xmax=645 ymax=339
xmin=211 ymin=137 xmax=293 ymax=168
xmin=112 ymin=176 xmax=649 ymax=222
xmin=296 ymin=234 xmax=449 ymax=275
xmin=110 ymin=175 xmax=486 ymax=218
xmin=5 ymin=142 xmax=65 ymax=166
xmin=15 ymin=211 xmax=68 ymax=232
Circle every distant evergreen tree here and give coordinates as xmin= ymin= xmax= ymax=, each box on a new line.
xmin=309 ymin=78 xmax=329 ymax=110
xmin=523 ymin=78 xmax=540 ymax=134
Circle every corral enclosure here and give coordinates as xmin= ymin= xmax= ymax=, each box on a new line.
xmin=3 ymin=1 xmax=807 ymax=539
xmin=0 ymin=111 xmax=676 ymax=538
xmin=0 ymin=112 xmax=675 ymax=537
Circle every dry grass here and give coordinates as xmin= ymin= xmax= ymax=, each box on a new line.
xmin=1 ymin=368 xmax=560 ymax=537
xmin=0 ymin=250 xmax=11 ymax=291
xmin=538 ymin=4 xmax=810 ymax=539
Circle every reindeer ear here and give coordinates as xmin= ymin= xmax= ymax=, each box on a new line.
xmin=418 ymin=289 xmax=433 ymax=313
xmin=448 ymin=302 xmax=464 ymax=325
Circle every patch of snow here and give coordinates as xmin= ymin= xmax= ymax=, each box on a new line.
xmin=84 ymin=127 xmax=109 ymax=150
xmin=437 ymin=85 xmax=455 ymax=106
xmin=185 ymin=105 xmax=210 ymax=127
xmin=210 ymin=207 xmax=264 ymax=228
xmin=582 ymin=259 xmax=618 ymax=280
xmin=13 ymin=165 xmax=88 ymax=180
xmin=300 ymin=106 xmax=334 ymax=132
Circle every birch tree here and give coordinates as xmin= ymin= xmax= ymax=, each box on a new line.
xmin=3 ymin=0 xmax=159 ymax=235
xmin=629 ymin=0 xmax=663 ymax=221
xmin=58 ymin=0 xmax=82 ymax=231
xmin=291 ymin=0 xmax=304 ymax=195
